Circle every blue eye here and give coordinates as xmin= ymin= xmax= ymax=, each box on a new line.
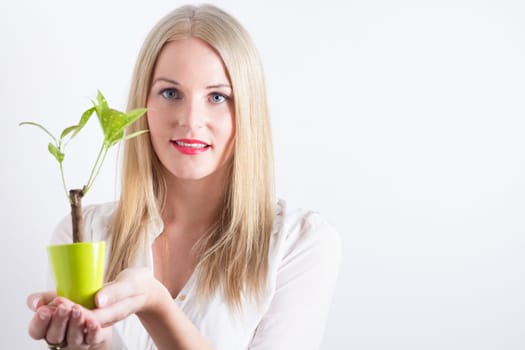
xmin=210 ymin=93 xmax=227 ymax=104
xmin=160 ymin=88 xmax=179 ymax=100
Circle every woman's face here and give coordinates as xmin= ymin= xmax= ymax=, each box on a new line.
xmin=147 ymin=38 xmax=235 ymax=182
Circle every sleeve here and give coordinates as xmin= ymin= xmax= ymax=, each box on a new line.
xmin=50 ymin=213 xmax=74 ymax=245
xmin=49 ymin=202 xmax=114 ymax=245
xmin=248 ymin=212 xmax=342 ymax=350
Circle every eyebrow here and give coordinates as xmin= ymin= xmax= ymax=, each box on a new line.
xmin=152 ymin=78 xmax=231 ymax=90
xmin=206 ymin=83 xmax=231 ymax=90
xmin=152 ymin=78 xmax=180 ymax=85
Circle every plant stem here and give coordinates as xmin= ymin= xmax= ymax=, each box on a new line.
xmin=84 ymin=143 xmax=107 ymax=196
xmin=59 ymin=161 xmax=69 ymax=202
xmin=69 ymin=189 xmax=84 ymax=243
xmin=88 ymin=147 xmax=109 ymax=193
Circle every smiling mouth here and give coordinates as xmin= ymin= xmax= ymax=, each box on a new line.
xmin=173 ymin=140 xmax=209 ymax=149
xmin=170 ymin=139 xmax=211 ymax=154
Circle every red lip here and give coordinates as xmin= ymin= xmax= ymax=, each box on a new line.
xmin=171 ymin=139 xmax=210 ymax=155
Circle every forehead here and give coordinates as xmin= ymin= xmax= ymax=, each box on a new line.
xmin=153 ymin=38 xmax=230 ymax=84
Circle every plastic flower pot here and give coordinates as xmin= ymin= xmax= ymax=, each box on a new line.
xmin=47 ymin=241 xmax=106 ymax=309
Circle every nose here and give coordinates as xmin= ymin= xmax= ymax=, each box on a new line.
xmin=176 ymin=96 xmax=205 ymax=129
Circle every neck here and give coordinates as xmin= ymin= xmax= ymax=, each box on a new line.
xmin=161 ymin=167 xmax=229 ymax=231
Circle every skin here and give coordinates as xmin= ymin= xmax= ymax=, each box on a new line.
xmin=27 ymin=37 xmax=235 ymax=349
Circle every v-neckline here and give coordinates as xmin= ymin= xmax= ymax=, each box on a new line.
xmin=172 ymin=265 xmax=198 ymax=301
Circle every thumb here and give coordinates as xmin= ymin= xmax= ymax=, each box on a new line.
xmin=95 ymin=268 xmax=152 ymax=308
xmin=95 ymin=279 xmax=138 ymax=309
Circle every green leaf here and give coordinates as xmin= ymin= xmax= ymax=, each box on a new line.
xmin=122 ymin=129 xmax=149 ymax=141
xmin=48 ymin=142 xmax=64 ymax=163
xmin=71 ymin=106 xmax=95 ymax=139
xmin=93 ymin=92 xmax=109 ymax=133
xmin=124 ymin=108 xmax=148 ymax=125
xmin=98 ymin=107 xmax=148 ymax=147
xmin=94 ymin=91 xmax=110 ymax=128
xmin=100 ymin=109 xmax=124 ymax=143
xmin=96 ymin=90 xmax=109 ymax=111
xmin=60 ymin=124 xmax=79 ymax=139
xmin=112 ymin=108 xmax=148 ymax=139
xmin=19 ymin=121 xmax=58 ymax=144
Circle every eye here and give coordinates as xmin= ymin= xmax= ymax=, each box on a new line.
xmin=210 ymin=93 xmax=228 ymax=104
xmin=160 ymin=88 xmax=179 ymax=100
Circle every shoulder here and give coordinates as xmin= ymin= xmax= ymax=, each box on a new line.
xmin=51 ymin=202 xmax=118 ymax=244
xmin=271 ymin=199 xmax=342 ymax=268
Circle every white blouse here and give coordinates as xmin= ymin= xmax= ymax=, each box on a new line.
xmin=50 ymin=199 xmax=341 ymax=350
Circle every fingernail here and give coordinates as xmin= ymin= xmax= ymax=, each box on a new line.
xmin=58 ymin=305 xmax=67 ymax=317
xmin=38 ymin=310 xmax=48 ymax=321
xmin=97 ymin=293 xmax=107 ymax=307
xmin=72 ymin=308 xmax=80 ymax=319
xmin=31 ymin=296 xmax=40 ymax=310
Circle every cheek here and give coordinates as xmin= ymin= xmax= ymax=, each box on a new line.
xmin=146 ymin=108 xmax=166 ymax=130
xmin=221 ymin=116 xmax=235 ymax=157
xmin=221 ymin=114 xmax=235 ymax=145
xmin=146 ymin=113 xmax=165 ymax=144
xmin=146 ymin=97 xmax=165 ymax=127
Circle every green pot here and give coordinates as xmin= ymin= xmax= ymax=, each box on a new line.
xmin=47 ymin=241 xmax=106 ymax=309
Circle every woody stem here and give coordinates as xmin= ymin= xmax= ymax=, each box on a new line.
xmin=69 ymin=189 xmax=84 ymax=243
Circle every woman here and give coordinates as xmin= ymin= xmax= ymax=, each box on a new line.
xmin=27 ymin=4 xmax=341 ymax=349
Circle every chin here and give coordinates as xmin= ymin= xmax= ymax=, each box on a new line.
xmin=169 ymin=168 xmax=215 ymax=181
xmin=164 ymin=162 xmax=230 ymax=182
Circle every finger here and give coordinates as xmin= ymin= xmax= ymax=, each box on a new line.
xmin=96 ymin=267 xmax=156 ymax=310
xmin=96 ymin=267 xmax=155 ymax=308
xmin=28 ymin=306 xmax=53 ymax=340
xmin=96 ymin=280 xmax=139 ymax=308
xmin=94 ymin=292 xmax=150 ymax=328
xmin=66 ymin=305 xmax=86 ymax=346
xmin=27 ymin=291 xmax=57 ymax=311
xmin=84 ymin=319 xmax=105 ymax=345
xmin=45 ymin=304 xmax=70 ymax=345
xmin=49 ymin=296 xmax=75 ymax=308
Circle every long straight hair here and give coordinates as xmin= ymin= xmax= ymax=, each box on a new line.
xmin=106 ymin=4 xmax=275 ymax=308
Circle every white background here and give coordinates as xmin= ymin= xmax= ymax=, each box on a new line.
xmin=2 ymin=0 xmax=525 ymax=349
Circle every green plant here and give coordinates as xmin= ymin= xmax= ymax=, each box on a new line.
xmin=20 ymin=91 xmax=147 ymax=243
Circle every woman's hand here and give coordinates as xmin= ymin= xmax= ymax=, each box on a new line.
xmin=92 ymin=267 xmax=170 ymax=327
xmin=26 ymin=268 xmax=165 ymax=349
xmin=92 ymin=267 xmax=212 ymax=350
xmin=27 ymin=292 xmax=110 ymax=349
xmin=28 ymin=268 xmax=208 ymax=350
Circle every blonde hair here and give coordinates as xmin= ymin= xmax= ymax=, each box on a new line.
xmin=106 ymin=4 xmax=275 ymax=308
